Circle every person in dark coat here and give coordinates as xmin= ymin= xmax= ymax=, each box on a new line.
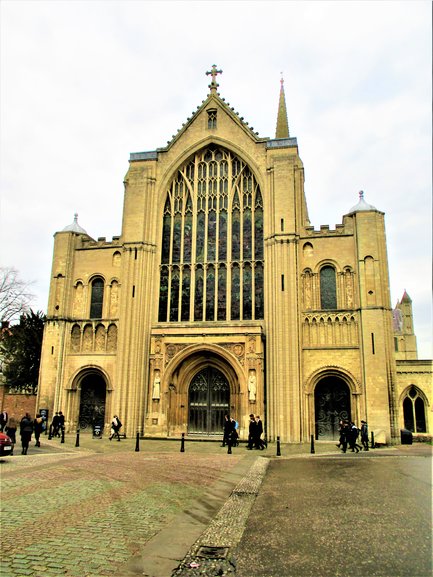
xmin=255 ymin=415 xmax=266 ymax=450
xmin=58 ymin=411 xmax=65 ymax=435
xmin=339 ymin=420 xmax=349 ymax=453
xmin=51 ymin=412 xmax=60 ymax=437
xmin=109 ymin=415 xmax=122 ymax=441
xmin=221 ymin=414 xmax=233 ymax=447
xmin=348 ymin=421 xmax=362 ymax=453
xmin=360 ymin=420 xmax=369 ymax=450
xmin=0 ymin=410 xmax=8 ymax=432
xmin=20 ymin=413 xmax=33 ymax=455
xmin=247 ymin=414 xmax=257 ymax=450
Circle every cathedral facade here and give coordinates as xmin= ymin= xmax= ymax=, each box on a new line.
xmin=36 ymin=69 xmax=432 ymax=443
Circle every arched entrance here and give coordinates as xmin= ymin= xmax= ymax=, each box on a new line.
xmin=78 ymin=373 xmax=107 ymax=432
xmin=188 ymin=367 xmax=229 ymax=434
xmin=314 ymin=376 xmax=351 ymax=440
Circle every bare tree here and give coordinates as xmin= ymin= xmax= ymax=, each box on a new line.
xmin=0 ymin=267 xmax=35 ymax=323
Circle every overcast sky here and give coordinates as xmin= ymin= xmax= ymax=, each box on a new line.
xmin=0 ymin=1 xmax=431 ymax=357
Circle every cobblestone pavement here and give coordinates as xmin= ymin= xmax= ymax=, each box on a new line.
xmin=2 ymin=434 xmax=409 ymax=577
xmin=1 ymin=434 xmax=257 ymax=577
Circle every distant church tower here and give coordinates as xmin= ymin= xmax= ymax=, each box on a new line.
xmin=36 ymin=67 xmax=431 ymax=444
xmin=393 ymin=291 xmax=418 ymax=360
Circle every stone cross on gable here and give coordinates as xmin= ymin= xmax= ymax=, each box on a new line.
xmin=206 ymin=64 xmax=222 ymax=90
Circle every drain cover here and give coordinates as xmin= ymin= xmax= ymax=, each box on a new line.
xmin=197 ymin=546 xmax=229 ymax=559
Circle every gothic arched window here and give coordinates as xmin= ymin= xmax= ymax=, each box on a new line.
xmin=90 ymin=278 xmax=104 ymax=319
xmin=320 ymin=266 xmax=337 ymax=310
xmin=158 ymin=145 xmax=264 ymax=322
xmin=403 ymin=386 xmax=427 ymax=433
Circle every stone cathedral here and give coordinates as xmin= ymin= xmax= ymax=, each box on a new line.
xmin=36 ymin=67 xmax=432 ymax=443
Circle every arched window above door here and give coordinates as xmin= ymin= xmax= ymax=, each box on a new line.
xmin=158 ymin=145 xmax=264 ymax=323
xmin=90 ymin=278 xmax=104 ymax=319
xmin=320 ymin=266 xmax=337 ymax=310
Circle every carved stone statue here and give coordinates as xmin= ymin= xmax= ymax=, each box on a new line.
xmin=152 ymin=373 xmax=161 ymax=400
xmin=248 ymin=371 xmax=257 ymax=402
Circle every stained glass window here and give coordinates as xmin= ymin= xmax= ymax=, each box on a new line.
xmin=231 ymin=264 xmax=240 ymax=320
xmin=320 ymin=266 xmax=337 ymax=310
xmin=158 ymin=146 xmax=264 ymax=322
xmin=206 ymin=265 xmax=215 ymax=321
xmin=90 ymin=278 xmax=104 ymax=319
xmin=194 ymin=266 xmax=204 ymax=321
xmin=217 ymin=265 xmax=227 ymax=320
xmin=181 ymin=266 xmax=191 ymax=321
xmin=169 ymin=267 xmax=180 ymax=322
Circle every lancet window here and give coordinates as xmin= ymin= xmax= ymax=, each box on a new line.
xmin=90 ymin=278 xmax=104 ymax=319
xmin=320 ymin=266 xmax=337 ymax=310
xmin=158 ymin=145 xmax=264 ymax=322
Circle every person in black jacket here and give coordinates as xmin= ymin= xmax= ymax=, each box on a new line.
xmin=109 ymin=415 xmax=122 ymax=441
xmin=221 ymin=414 xmax=233 ymax=447
xmin=360 ymin=420 xmax=369 ymax=450
xmin=20 ymin=413 xmax=33 ymax=455
xmin=247 ymin=414 xmax=256 ymax=450
xmin=255 ymin=415 xmax=266 ymax=450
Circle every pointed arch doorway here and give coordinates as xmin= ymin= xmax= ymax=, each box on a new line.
xmin=188 ymin=367 xmax=230 ymax=435
xmin=314 ymin=376 xmax=351 ymax=440
xmin=78 ymin=373 xmax=107 ymax=432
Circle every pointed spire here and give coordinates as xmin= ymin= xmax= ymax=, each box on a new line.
xmin=275 ymin=74 xmax=290 ymax=139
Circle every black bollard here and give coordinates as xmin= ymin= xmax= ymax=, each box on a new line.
xmin=74 ymin=429 xmax=79 ymax=447
xmin=48 ymin=424 xmax=53 ymax=440
xmin=227 ymin=438 xmax=232 ymax=454
xmin=135 ymin=432 xmax=140 ymax=452
xmin=310 ymin=434 xmax=315 ymax=454
xmin=370 ymin=431 xmax=375 ymax=449
xmin=180 ymin=432 xmax=185 ymax=452
xmin=61 ymin=428 xmax=65 ymax=444
xmin=276 ymin=435 xmax=281 ymax=456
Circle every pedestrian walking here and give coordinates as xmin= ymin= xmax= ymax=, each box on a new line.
xmin=221 ymin=414 xmax=233 ymax=447
xmin=247 ymin=414 xmax=256 ymax=450
xmin=339 ymin=420 xmax=349 ymax=453
xmin=51 ymin=412 xmax=60 ymax=437
xmin=348 ymin=421 xmax=362 ymax=453
xmin=255 ymin=415 xmax=266 ymax=450
xmin=0 ymin=410 xmax=8 ymax=432
xmin=360 ymin=420 xmax=369 ymax=450
xmin=20 ymin=413 xmax=33 ymax=455
xmin=34 ymin=414 xmax=44 ymax=447
xmin=5 ymin=416 xmax=17 ymax=454
xmin=58 ymin=411 xmax=65 ymax=435
xmin=109 ymin=415 xmax=122 ymax=441
xmin=231 ymin=417 xmax=239 ymax=446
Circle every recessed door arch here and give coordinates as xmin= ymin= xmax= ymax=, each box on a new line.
xmin=188 ymin=367 xmax=230 ymax=435
xmin=314 ymin=376 xmax=351 ymax=440
xmin=78 ymin=372 xmax=107 ymax=431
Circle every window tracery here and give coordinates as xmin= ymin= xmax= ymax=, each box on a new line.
xmin=158 ymin=146 xmax=264 ymax=322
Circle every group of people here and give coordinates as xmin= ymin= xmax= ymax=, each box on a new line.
xmin=0 ymin=410 xmax=67 ymax=455
xmin=221 ymin=413 xmax=267 ymax=450
xmin=337 ymin=419 xmax=368 ymax=453
xmin=247 ymin=413 xmax=266 ymax=450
